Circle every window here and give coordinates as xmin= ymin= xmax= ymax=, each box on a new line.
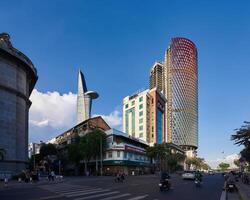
xmin=108 ymin=152 xmax=112 ymax=158
xmin=139 ymin=132 xmax=143 ymax=138
xmin=131 ymin=101 xmax=135 ymax=106
xmin=139 ymin=97 xmax=143 ymax=102
xmin=117 ymin=151 xmax=120 ymax=158
xmin=139 ymin=125 xmax=143 ymax=131
xmin=139 ymin=111 xmax=143 ymax=116
xmin=139 ymin=104 xmax=143 ymax=109
xmin=139 ymin=118 xmax=143 ymax=124
xmin=124 ymin=152 xmax=127 ymax=159
xmin=125 ymin=104 xmax=128 ymax=109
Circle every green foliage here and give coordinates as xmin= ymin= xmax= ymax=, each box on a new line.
xmin=231 ymin=121 xmax=250 ymax=164
xmin=240 ymin=145 xmax=250 ymax=163
xmin=234 ymin=159 xmax=240 ymax=167
xmin=185 ymin=157 xmax=210 ymax=170
xmin=218 ymin=162 xmax=230 ymax=171
xmin=40 ymin=143 xmax=57 ymax=159
xmin=68 ymin=129 xmax=106 ymax=174
xmin=146 ymin=144 xmax=186 ymax=172
xmin=231 ymin=121 xmax=250 ymax=147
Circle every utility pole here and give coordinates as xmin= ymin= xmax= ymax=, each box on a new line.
xmin=58 ymin=160 xmax=61 ymax=175
xmin=33 ymin=145 xmax=36 ymax=171
xmin=100 ymin=137 xmax=103 ymax=176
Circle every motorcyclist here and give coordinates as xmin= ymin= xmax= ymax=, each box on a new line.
xmin=159 ymin=171 xmax=171 ymax=190
xmin=194 ymin=171 xmax=203 ymax=182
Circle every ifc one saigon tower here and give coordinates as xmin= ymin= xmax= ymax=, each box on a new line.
xmin=165 ymin=38 xmax=198 ymax=156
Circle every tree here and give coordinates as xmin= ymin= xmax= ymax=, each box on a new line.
xmin=146 ymin=144 xmax=174 ymax=171
xmin=231 ymin=121 xmax=250 ymax=147
xmin=231 ymin=122 xmax=250 ymax=164
xmin=234 ymin=159 xmax=240 ymax=168
xmin=240 ymin=145 xmax=250 ymax=163
xmin=0 ymin=148 xmax=6 ymax=160
xmin=218 ymin=162 xmax=230 ymax=171
xmin=86 ymin=129 xmax=106 ymax=174
xmin=40 ymin=143 xmax=57 ymax=159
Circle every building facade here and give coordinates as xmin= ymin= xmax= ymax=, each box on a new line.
xmin=77 ymin=70 xmax=99 ymax=124
xmin=0 ymin=33 xmax=38 ymax=176
xmin=103 ymin=129 xmax=151 ymax=175
xmin=28 ymin=143 xmax=42 ymax=158
xmin=47 ymin=116 xmax=110 ymax=148
xmin=123 ymin=88 xmax=166 ymax=146
xmin=149 ymin=61 xmax=164 ymax=92
xmin=164 ymin=37 xmax=198 ymax=154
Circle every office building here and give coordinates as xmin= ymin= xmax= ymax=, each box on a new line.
xmin=164 ymin=37 xmax=198 ymax=155
xmin=123 ymin=88 xmax=166 ymax=146
xmin=0 ymin=33 xmax=38 ymax=176
xmin=149 ymin=61 xmax=164 ymax=92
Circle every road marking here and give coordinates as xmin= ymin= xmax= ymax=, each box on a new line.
xmin=40 ymin=194 xmax=63 ymax=200
xmin=74 ymin=191 xmax=119 ymax=200
xmin=66 ymin=189 xmax=110 ymax=197
xmin=52 ymin=187 xmax=92 ymax=193
xmin=100 ymin=193 xmax=130 ymax=200
xmin=62 ymin=188 xmax=101 ymax=195
xmin=126 ymin=194 xmax=149 ymax=200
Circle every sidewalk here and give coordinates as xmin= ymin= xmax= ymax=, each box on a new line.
xmin=0 ymin=177 xmax=65 ymax=189
xmin=235 ymin=182 xmax=250 ymax=200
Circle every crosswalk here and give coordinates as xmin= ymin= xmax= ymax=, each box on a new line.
xmin=39 ymin=183 xmax=149 ymax=200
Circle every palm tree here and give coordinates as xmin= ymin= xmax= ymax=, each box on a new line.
xmin=0 ymin=148 xmax=6 ymax=160
xmin=231 ymin=121 xmax=250 ymax=147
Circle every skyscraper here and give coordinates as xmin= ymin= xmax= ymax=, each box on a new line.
xmin=149 ymin=62 xmax=164 ymax=92
xmin=0 ymin=33 xmax=38 ymax=174
xmin=164 ymin=37 xmax=198 ymax=155
xmin=76 ymin=70 xmax=99 ymax=124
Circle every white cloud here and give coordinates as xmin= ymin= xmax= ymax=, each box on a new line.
xmin=207 ymin=153 xmax=240 ymax=169
xmin=29 ymin=89 xmax=122 ymax=142
xmin=93 ymin=110 xmax=122 ymax=130
xmin=29 ymin=89 xmax=77 ymax=129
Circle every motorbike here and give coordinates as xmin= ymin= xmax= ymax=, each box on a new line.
xmin=226 ymin=180 xmax=236 ymax=192
xmin=114 ymin=174 xmax=125 ymax=183
xmin=195 ymin=178 xmax=201 ymax=187
xmin=159 ymin=178 xmax=171 ymax=192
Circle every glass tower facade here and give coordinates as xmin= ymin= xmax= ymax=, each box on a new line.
xmin=165 ymin=38 xmax=198 ymax=149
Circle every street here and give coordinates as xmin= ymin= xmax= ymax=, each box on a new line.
xmin=0 ymin=174 xmax=225 ymax=200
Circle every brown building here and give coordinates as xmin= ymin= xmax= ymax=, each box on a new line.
xmin=48 ymin=116 xmax=110 ymax=148
xmin=149 ymin=62 xmax=164 ymax=92
xmin=148 ymin=88 xmax=166 ymax=145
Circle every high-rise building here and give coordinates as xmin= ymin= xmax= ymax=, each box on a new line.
xmin=0 ymin=33 xmax=38 ymax=175
xmin=76 ymin=70 xmax=99 ymax=124
xmin=123 ymin=88 xmax=166 ymax=146
xmin=164 ymin=37 xmax=198 ymax=154
xmin=149 ymin=62 xmax=164 ymax=92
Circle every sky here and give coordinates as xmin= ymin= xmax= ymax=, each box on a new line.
xmin=1 ymin=0 xmax=250 ymax=168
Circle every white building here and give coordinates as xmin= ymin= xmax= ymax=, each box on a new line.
xmin=123 ymin=90 xmax=150 ymax=143
xmin=28 ymin=143 xmax=42 ymax=158
xmin=123 ymin=88 xmax=166 ymax=146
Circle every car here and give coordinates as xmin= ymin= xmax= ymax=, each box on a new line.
xmin=182 ymin=171 xmax=195 ymax=180
xmin=208 ymin=170 xmax=214 ymax=175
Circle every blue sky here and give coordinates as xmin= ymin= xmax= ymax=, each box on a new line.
xmin=1 ymin=0 xmax=250 ymax=166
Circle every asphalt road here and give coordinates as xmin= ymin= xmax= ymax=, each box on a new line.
xmin=0 ymin=174 xmax=225 ymax=200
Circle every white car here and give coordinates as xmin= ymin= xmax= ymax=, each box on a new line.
xmin=182 ymin=171 xmax=195 ymax=180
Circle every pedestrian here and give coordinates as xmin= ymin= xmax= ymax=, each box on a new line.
xmin=4 ymin=176 xmax=8 ymax=187
xmin=51 ymin=170 xmax=55 ymax=181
